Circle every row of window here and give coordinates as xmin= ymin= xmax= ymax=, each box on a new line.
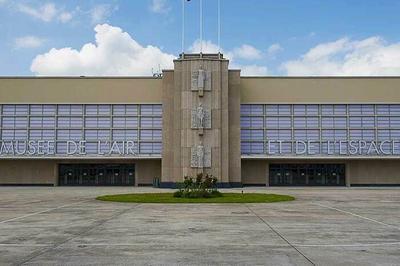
xmin=0 ymin=104 xmax=162 ymax=155
xmin=0 ymin=116 xmax=162 ymax=129
xmin=0 ymin=129 xmax=162 ymax=141
xmin=0 ymin=104 xmax=162 ymax=116
xmin=241 ymin=129 xmax=400 ymax=141
xmin=241 ymin=104 xmax=400 ymax=155
xmin=241 ymin=141 xmax=400 ymax=155
xmin=241 ymin=104 xmax=400 ymax=116
xmin=241 ymin=116 xmax=400 ymax=129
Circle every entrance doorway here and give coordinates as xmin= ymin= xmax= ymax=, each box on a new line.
xmin=58 ymin=164 xmax=135 ymax=186
xmin=269 ymin=164 xmax=345 ymax=186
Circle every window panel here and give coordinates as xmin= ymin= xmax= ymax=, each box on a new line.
xmin=250 ymin=142 xmax=264 ymax=154
xmin=390 ymin=105 xmax=400 ymax=115
xmin=278 ymin=105 xmax=291 ymax=115
xmin=126 ymin=105 xmax=138 ymax=115
xmin=85 ymin=105 xmax=98 ymax=115
xmin=15 ymin=105 xmax=28 ymax=115
xmin=265 ymin=105 xmax=278 ymax=115
xmin=2 ymin=105 xmax=16 ymax=115
xmin=113 ymin=105 xmax=126 ymax=115
xmin=377 ymin=105 xmax=389 ymax=115
xmin=241 ymin=142 xmax=251 ymax=154
xmin=71 ymin=105 xmax=83 ymax=115
xmin=321 ymin=105 xmax=334 ymax=115
xmin=241 ymin=105 xmax=252 ymax=115
xmin=1 ymin=104 xmax=162 ymax=156
xmin=390 ymin=117 xmax=400 ymax=127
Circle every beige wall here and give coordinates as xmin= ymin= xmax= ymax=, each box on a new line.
xmin=161 ymin=70 xmax=179 ymax=183
xmin=0 ymin=159 xmax=161 ymax=186
xmin=136 ymin=159 xmax=162 ymax=185
xmin=241 ymin=77 xmax=400 ymax=103
xmin=241 ymin=159 xmax=400 ymax=186
xmin=0 ymin=160 xmax=57 ymax=185
xmin=0 ymin=77 xmax=162 ymax=103
xmin=348 ymin=160 xmax=400 ymax=185
xmin=241 ymin=160 xmax=267 ymax=185
xmin=3 ymin=76 xmax=400 ymax=104
xmin=228 ymin=70 xmax=242 ymax=184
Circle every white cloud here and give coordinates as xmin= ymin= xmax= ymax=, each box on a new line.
xmin=188 ymin=39 xmax=221 ymax=54
xmin=17 ymin=3 xmax=57 ymax=22
xmin=31 ymin=24 xmax=175 ymax=76
xmin=58 ymin=11 xmax=73 ymax=23
xmin=238 ymin=65 xmax=268 ymax=76
xmin=282 ymin=36 xmax=400 ymax=76
xmin=150 ymin=0 xmax=170 ymax=14
xmin=189 ymin=39 xmax=267 ymax=76
xmin=90 ymin=4 xmax=117 ymax=24
xmin=15 ymin=36 xmax=45 ymax=49
xmin=17 ymin=2 xmax=73 ymax=23
xmin=267 ymin=43 xmax=283 ymax=57
xmin=232 ymin=44 xmax=262 ymax=60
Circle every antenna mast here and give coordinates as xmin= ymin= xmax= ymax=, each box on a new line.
xmin=181 ymin=0 xmax=185 ymax=55
xmin=218 ymin=0 xmax=221 ymax=54
xmin=200 ymin=0 xmax=203 ymax=53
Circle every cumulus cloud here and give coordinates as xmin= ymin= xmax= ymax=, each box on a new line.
xmin=188 ymin=39 xmax=221 ymax=54
xmin=15 ymin=36 xmax=45 ymax=49
xmin=232 ymin=44 xmax=262 ymax=60
xmin=90 ymin=4 xmax=117 ymax=24
xmin=31 ymin=31 xmax=268 ymax=76
xmin=31 ymin=24 xmax=175 ymax=76
xmin=267 ymin=43 xmax=283 ymax=57
xmin=188 ymin=39 xmax=267 ymax=76
xmin=150 ymin=0 xmax=170 ymax=14
xmin=282 ymin=36 xmax=400 ymax=76
xmin=239 ymin=65 xmax=268 ymax=76
xmin=17 ymin=2 xmax=73 ymax=23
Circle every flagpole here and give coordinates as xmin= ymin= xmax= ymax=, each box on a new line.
xmin=200 ymin=0 xmax=203 ymax=53
xmin=218 ymin=0 xmax=221 ymax=54
xmin=182 ymin=0 xmax=185 ymax=55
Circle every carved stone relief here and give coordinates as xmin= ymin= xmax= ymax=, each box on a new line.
xmin=190 ymin=145 xmax=211 ymax=168
xmin=191 ymin=69 xmax=212 ymax=92
xmin=191 ymin=104 xmax=211 ymax=129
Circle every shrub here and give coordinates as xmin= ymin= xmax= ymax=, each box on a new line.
xmin=174 ymin=173 xmax=221 ymax=198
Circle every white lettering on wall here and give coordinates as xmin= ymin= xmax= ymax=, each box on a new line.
xmin=263 ymin=140 xmax=400 ymax=156
xmin=0 ymin=140 xmax=137 ymax=157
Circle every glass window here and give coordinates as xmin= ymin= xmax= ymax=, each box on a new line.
xmin=390 ymin=105 xmax=400 ymax=115
xmin=113 ymin=105 xmax=126 ymax=115
xmin=265 ymin=105 xmax=278 ymax=115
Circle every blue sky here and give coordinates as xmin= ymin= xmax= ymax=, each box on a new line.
xmin=1 ymin=0 xmax=400 ymax=76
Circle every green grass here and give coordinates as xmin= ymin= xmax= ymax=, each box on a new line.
xmin=96 ymin=193 xmax=295 ymax=204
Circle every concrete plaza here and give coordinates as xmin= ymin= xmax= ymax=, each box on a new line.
xmin=0 ymin=187 xmax=399 ymax=265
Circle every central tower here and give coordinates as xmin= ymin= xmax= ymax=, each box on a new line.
xmin=162 ymin=53 xmax=241 ymax=187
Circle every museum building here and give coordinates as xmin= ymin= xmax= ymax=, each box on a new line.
xmin=1 ymin=53 xmax=400 ymax=187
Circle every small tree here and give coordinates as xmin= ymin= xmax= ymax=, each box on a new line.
xmin=174 ymin=173 xmax=221 ymax=198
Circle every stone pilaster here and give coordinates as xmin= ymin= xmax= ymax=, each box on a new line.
xmin=161 ymin=54 xmax=241 ymax=187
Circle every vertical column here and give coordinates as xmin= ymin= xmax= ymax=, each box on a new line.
xmin=162 ymin=54 xmax=240 ymax=187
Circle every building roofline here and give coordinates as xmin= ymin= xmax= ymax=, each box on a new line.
xmin=0 ymin=76 xmax=161 ymax=79
xmin=241 ymin=76 xmax=400 ymax=79
xmin=1 ymin=75 xmax=400 ymax=79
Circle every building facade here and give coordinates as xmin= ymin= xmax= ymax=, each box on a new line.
xmin=1 ymin=53 xmax=400 ymax=186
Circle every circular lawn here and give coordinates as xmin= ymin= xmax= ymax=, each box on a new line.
xmin=96 ymin=193 xmax=294 ymax=203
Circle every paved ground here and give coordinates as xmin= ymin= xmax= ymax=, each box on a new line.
xmin=0 ymin=187 xmax=399 ymax=266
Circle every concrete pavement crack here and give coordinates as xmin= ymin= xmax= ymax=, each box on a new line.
xmin=15 ymin=202 xmax=141 ymax=266
xmin=245 ymin=204 xmax=316 ymax=266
